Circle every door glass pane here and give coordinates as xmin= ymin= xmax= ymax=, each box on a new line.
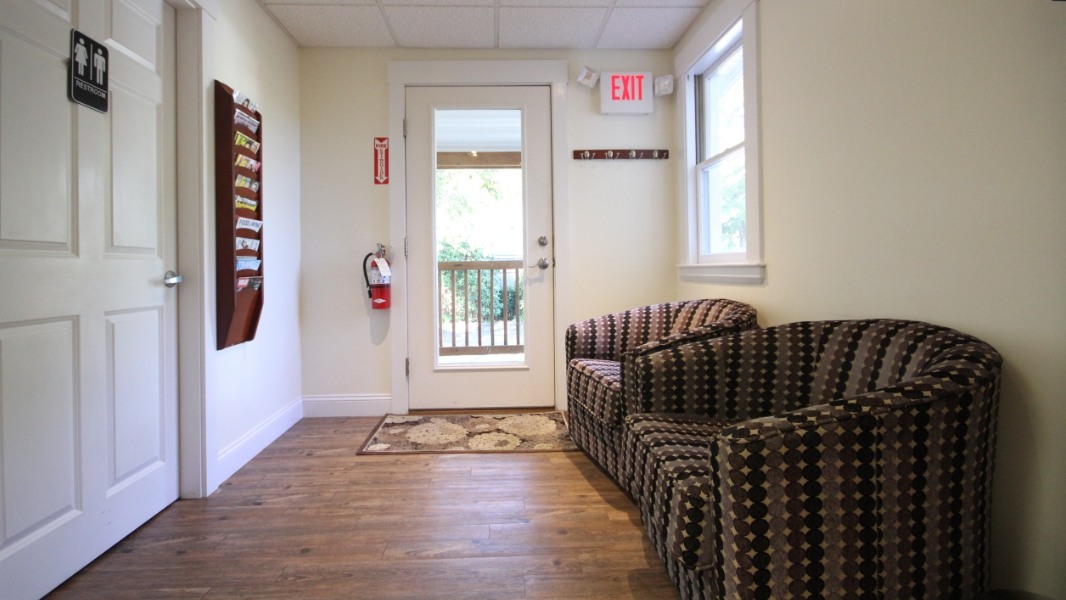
xmin=434 ymin=109 xmax=525 ymax=365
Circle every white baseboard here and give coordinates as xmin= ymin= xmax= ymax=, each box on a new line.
xmin=302 ymin=394 xmax=391 ymax=417
xmin=215 ymin=397 xmax=304 ymax=484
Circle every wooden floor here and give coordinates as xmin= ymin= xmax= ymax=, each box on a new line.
xmin=47 ymin=417 xmax=679 ymax=599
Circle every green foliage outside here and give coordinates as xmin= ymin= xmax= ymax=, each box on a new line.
xmin=436 ymin=169 xmax=523 ymax=325
xmin=719 ymin=161 xmax=746 ymax=251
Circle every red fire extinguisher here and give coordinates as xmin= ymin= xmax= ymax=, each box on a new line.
xmin=362 ymin=244 xmax=391 ymax=310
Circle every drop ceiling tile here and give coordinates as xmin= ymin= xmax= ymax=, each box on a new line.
xmin=616 ymin=0 xmax=706 ymax=7
xmin=257 ymin=0 xmax=711 ymax=49
xmin=597 ymin=7 xmax=702 ymax=49
xmin=267 ymin=5 xmax=395 ymax=47
xmin=381 ymin=0 xmax=493 ymax=5
xmin=499 ymin=7 xmax=607 ymax=49
xmin=261 ymin=0 xmax=374 ymax=4
xmin=384 ymin=6 xmax=496 ymax=48
xmin=500 ymin=0 xmax=612 ymax=6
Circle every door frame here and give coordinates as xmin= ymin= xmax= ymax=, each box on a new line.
xmin=172 ymin=0 xmax=216 ymax=498
xmin=387 ymin=60 xmax=571 ymax=414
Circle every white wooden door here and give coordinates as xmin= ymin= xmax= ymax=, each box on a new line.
xmin=406 ymin=86 xmax=555 ymax=410
xmin=0 ymin=1 xmax=178 ymax=598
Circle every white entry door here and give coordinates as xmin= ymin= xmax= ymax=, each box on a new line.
xmin=0 ymin=1 xmax=178 ymax=598
xmin=406 ymin=86 xmax=555 ymax=410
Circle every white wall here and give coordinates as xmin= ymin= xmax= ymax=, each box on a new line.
xmin=204 ymin=0 xmax=302 ymax=488
xmin=299 ymin=48 xmax=676 ymax=413
xmin=677 ymin=1 xmax=1066 ymax=596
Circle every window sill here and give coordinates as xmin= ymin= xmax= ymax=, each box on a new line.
xmin=678 ymin=263 xmax=766 ymax=285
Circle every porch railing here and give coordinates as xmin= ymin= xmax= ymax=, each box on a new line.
xmin=438 ymin=260 xmax=523 ymax=356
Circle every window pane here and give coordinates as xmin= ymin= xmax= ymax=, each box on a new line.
xmin=702 ymin=47 xmax=744 ymax=159
xmin=699 ymin=147 xmax=746 ymax=256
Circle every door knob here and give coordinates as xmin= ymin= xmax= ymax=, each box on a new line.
xmin=529 ymin=258 xmax=550 ymax=270
xmin=163 ymin=270 xmax=184 ymax=288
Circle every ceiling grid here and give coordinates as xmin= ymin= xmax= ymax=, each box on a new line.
xmin=257 ymin=0 xmax=707 ymax=50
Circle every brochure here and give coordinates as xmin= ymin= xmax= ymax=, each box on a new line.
xmin=235 ymin=154 xmax=261 ymax=172
xmin=237 ymin=276 xmax=263 ymax=291
xmin=234 ymin=131 xmax=260 ymax=154
xmin=235 ymin=175 xmax=259 ymax=193
xmin=232 ymin=90 xmax=259 ymax=113
xmin=236 ymin=237 xmax=261 ymax=252
xmin=236 ymin=217 xmax=263 ymax=232
xmin=236 ymin=258 xmax=261 ymax=272
xmin=235 ymin=196 xmax=258 ymax=212
xmin=234 ymin=109 xmax=260 ymax=134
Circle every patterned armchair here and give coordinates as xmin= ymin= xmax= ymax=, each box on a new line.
xmin=621 ymin=319 xmax=1002 ymax=600
xmin=565 ymin=299 xmax=758 ymax=487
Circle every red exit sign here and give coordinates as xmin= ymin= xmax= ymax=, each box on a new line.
xmin=600 ymin=71 xmax=653 ymax=115
xmin=610 ymin=73 xmax=645 ymax=101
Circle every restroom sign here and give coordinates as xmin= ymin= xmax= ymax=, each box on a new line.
xmin=600 ymin=72 xmax=652 ymax=115
xmin=374 ymin=137 xmax=389 ymax=185
xmin=69 ymin=30 xmax=109 ymax=113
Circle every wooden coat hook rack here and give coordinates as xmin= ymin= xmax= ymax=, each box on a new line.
xmin=572 ymin=149 xmax=669 ymax=160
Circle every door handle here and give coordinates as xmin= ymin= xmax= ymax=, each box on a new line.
xmin=529 ymin=258 xmax=550 ymax=270
xmin=163 ymin=270 xmax=184 ymax=288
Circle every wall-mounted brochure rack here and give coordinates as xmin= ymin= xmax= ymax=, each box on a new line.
xmin=215 ymin=80 xmax=264 ymax=349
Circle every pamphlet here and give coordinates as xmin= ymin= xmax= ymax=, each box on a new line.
xmin=236 ymin=217 xmax=263 ymax=232
xmin=235 ymin=154 xmax=261 ymax=172
xmin=232 ymin=90 xmax=259 ymax=113
xmin=236 ymin=237 xmax=260 ymax=252
xmin=236 ymin=276 xmax=263 ymax=291
xmin=235 ymin=174 xmax=259 ymax=193
xmin=236 ymin=258 xmax=261 ymax=272
xmin=235 ymin=196 xmax=258 ymax=212
xmin=234 ymin=131 xmax=260 ymax=154
xmin=234 ymin=109 xmax=260 ymax=133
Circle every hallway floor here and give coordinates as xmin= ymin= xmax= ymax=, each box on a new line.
xmin=46 ymin=417 xmax=677 ymax=599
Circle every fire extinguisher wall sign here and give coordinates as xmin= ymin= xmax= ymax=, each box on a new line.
xmin=374 ymin=137 xmax=389 ymax=185
xmin=363 ymin=244 xmax=391 ymax=309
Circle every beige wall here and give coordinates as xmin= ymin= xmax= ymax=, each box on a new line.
xmin=678 ymin=1 xmax=1066 ymax=595
xmin=298 ymin=49 xmax=676 ymax=402
xmin=208 ymin=0 xmax=302 ymax=484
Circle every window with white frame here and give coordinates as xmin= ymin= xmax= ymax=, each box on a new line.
xmin=678 ymin=1 xmax=763 ymax=283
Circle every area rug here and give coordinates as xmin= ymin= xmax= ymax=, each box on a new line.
xmin=358 ymin=411 xmax=577 ymax=454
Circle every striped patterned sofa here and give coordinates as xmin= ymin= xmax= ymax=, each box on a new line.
xmin=621 ymin=319 xmax=1002 ymax=600
xmin=564 ymin=299 xmax=758 ymax=488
